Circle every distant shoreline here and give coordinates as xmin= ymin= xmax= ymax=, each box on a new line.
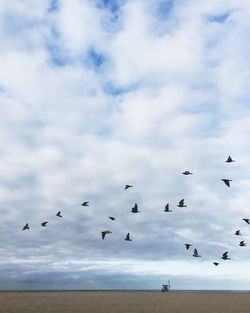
xmin=0 ymin=289 xmax=250 ymax=293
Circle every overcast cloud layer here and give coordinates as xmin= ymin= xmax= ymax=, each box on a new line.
xmin=1 ymin=0 xmax=250 ymax=290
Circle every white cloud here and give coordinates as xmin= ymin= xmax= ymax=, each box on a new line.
xmin=0 ymin=0 xmax=250 ymax=290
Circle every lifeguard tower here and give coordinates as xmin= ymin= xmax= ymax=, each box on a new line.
xmin=161 ymin=281 xmax=170 ymax=292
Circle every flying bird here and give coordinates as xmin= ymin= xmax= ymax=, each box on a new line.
xmin=221 ymin=179 xmax=232 ymax=187
xmin=41 ymin=222 xmax=48 ymax=227
xmin=109 ymin=217 xmax=115 ymax=221
xmin=177 ymin=199 xmax=187 ymax=207
xmin=239 ymin=241 xmax=247 ymax=247
xmin=125 ymin=233 xmax=132 ymax=241
xmin=101 ymin=230 xmax=112 ymax=240
xmin=185 ymin=243 xmax=192 ymax=250
xmin=243 ymin=218 xmax=250 ymax=224
xmin=226 ymin=156 xmax=235 ymax=163
xmin=56 ymin=211 xmax=62 ymax=217
xmin=22 ymin=223 xmax=30 ymax=230
xmin=182 ymin=171 xmax=193 ymax=175
xmin=81 ymin=202 xmax=89 ymax=206
xmin=221 ymin=251 xmax=230 ymax=260
xmin=234 ymin=230 xmax=241 ymax=235
xmin=193 ymin=248 xmax=201 ymax=257
xmin=213 ymin=262 xmax=219 ymax=266
xmin=131 ymin=203 xmax=140 ymax=213
xmin=125 ymin=185 xmax=133 ymax=190
xmin=164 ymin=203 xmax=172 ymax=212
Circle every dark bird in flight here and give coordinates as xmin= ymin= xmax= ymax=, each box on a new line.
xmin=243 ymin=218 xmax=250 ymax=224
xmin=226 ymin=156 xmax=235 ymax=163
xmin=193 ymin=248 xmax=201 ymax=257
xmin=164 ymin=203 xmax=172 ymax=212
xmin=182 ymin=171 xmax=193 ymax=175
xmin=234 ymin=230 xmax=241 ymax=235
xmin=177 ymin=199 xmax=187 ymax=207
xmin=81 ymin=202 xmax=89 ymax=206
xmin=22 ymin=223 xmax=30 ymax=230
xmin=131 ymin=203 xmax=140 ymax=213
xmin=56 ymin=211 xmax=62 ymax=217
xmin=109 ymin=217 xmax=115 ymax=221
xmin=41 ymin=222 xmax=48 ymax=227
xmin=125 ymin=233 xmax=132 ymax=241
xmin=125 ymin=185 xmax=133 ymax=190
xmin=221 ymin=179 xmax=232 ymax=187
xmin=213 ymin=262 xmax=219 ymax=266
xmin=221 ymin=251 xmax=230 ymax=260
xmin=185 ymin=243 xmax=192 ymax=250
xmin=101 ymin=230 xmax=112 ymax=240
xmin=239 ymin=241 xmax=247 ymax=247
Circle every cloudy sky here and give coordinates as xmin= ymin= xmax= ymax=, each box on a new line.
xmin=1 ymin=0 xmax=250 ymax=291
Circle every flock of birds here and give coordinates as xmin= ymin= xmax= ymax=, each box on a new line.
xmin=181 ymin=156 xmax=250 ymax=266
xmin=22 ymin=155 xmax=248 ymax=267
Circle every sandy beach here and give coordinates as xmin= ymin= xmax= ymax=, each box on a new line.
xmin=0 ymin=291 xmax=250 ymax=313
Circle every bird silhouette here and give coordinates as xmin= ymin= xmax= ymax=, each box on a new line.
xmin=131 ymin=203 xmax=140 ymax=213
xmin=213 ymin=262 xmax=219 ymax=266
xmin=81 ymin=202 xmax=89 ymax=206
xmin=177 ymin=199 xmax=187 ymax=207
xmin=182 ymin=171 xmax=193 ymax=175
xmin=221 ymin=179 xmax=232 ymax=187
xmin=125 ymin=233 xmax=132 ymax=241
xmin=221 ymin=251 xmax=230 ymax=260
xmin=101 ymin=230 xmax=112 ymax=240
xmin=164 ymin=203 xmax=172 ymax=212
xmin=41 ymin=222 xmax=48 ymax=227
xmin=125 ymin=185 xmax=133 ymax=190
xmin=22 ymin=223 xmax=30 ymax=230
xmin=239 ymin=241 xmax=247 ymax=247
xmin=226 ymin=156 xmax=235 ymax=163
xmin=193 ymin=248 xmax=201 ymax=257
xmin=185 ymin=243 xmax=192 ymax=250
xmin=56 ymin=211 xmax=62 ymax=217
xmin=243 ymin=218 xmax=250 ymax=224
xmin=109 ymin=217 xmax=115 ymax=221
xmin=234 ymin=230 xmax=241 ymax=235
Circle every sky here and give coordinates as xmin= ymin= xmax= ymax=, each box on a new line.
xmin=1 ymin=0 xmax=250 ymax=291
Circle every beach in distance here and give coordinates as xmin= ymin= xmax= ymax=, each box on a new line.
xmin=1 ymin=291 xmax=250 ymax=313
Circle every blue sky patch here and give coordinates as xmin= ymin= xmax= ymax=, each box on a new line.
xmin=207 ymin=13 xmax=230 ymax=23
xmin=156 ymin=0 xmax=174 ymax=19
xmin=97 ymin=0 xmax=125 ymax=14
xmin=103 ymin=82 xmax=139 ymax=96
xmin=48 ymin=0 xmax=59 ymax=13
xmin=86 ymin=48 xmax=106 ymax=69
xmin=46 ymin=29 xmax=70 ymax=67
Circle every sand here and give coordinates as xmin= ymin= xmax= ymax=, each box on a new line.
xmin=0 ymin=291 xmax=250 ymax=313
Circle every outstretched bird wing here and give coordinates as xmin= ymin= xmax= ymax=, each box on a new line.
xmin=22 ymin=223 xmax=29 ymax=230
xmin=222 ymin=251 xmax=228 ymax=258
xmin=222 ymin=179 xmax=231 ymax=187
xmin=226 ymin=156 xmax=234 ymax=162
xmin=81 ymin=202 xmax=89 ymax=206
xmin=125 ymin=185 xmax=133 ymax=190
xmin=164 ymin=203 xmax=169 ymax=211
xmin=179 ymin=199 xmax=185 ymax=206
xmin=125 ymin=233 xmax=131 ymax=240
xmin=193 ymin=248 xmax=198 ymax=256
